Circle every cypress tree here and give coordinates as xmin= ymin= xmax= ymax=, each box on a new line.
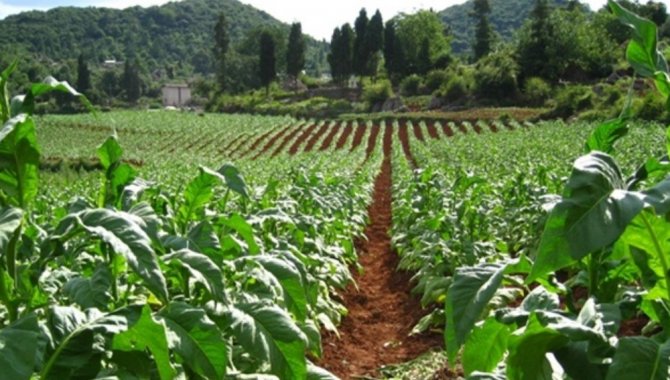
xmin=259 ymin=31 xmax=277 ymax=94
xmin=365 ymin=10 xmax=384 ymax=76
xmin=213 ymin=13 xmax=230 ymax=93
xmin=340 ymin=23 xmax=354 ymax=81
xmin=471 ymin=0 xmax=493 ymax=61
xmin=286 ymin=22 xmax=306 ymax=85
xmin=353 ymin=9 xmax=369 ymax=76
xmin=76 ymin=53 xmax=91 ymax=93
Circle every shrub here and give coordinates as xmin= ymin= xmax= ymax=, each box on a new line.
xmin=473 ymin=51 xmax=519 ymax=101
xmin=400 ymin=74 xmax=424 ymax=96
xmin=439 ymin=76 xmax=470 ymax=103
xmin=425 ymin=69 xmax=449 ymax=92
xmin=635 ymin=92 xmax=670 ymax=122
xmin=523 ymin=77 xmax=552 ymax=106
xmin=547 ymin=85 xmax=593 ymax=119
xmin=362 ymin=78 xmax=394 ymax=108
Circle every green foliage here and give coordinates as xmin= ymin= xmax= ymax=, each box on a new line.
xmin=362 ymin=78 xmax=394 ymax=108
xmin=395 ymin=10 xmax=452 ymax=76
xmin=287 ymin=23 xmax=306 ymax=80
xmin=328 ymin=24 xmax=354 ymax=83
xmin=214 ymin=12 xmax=230 ymax=92
xmin=400 ymin=74 xmax=424 ymax=96
xmin=473 ymin=49 xmax=519 ymax=101
xmin=523 ymin=77 xmax=552 ymax=106
xmin=471 ymin=0 xmax=494 ymax=61
xmin=259 ymin=31 xmax=277 ymax=92
xmin=547 ymin=84 xmax=594 ymax=118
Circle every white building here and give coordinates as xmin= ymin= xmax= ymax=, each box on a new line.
xmin=162 ymin=84 xmax=192 ymax=107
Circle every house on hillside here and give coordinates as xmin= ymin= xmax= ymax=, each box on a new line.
xmin=162 ymin=84 xmax=192 ymax=107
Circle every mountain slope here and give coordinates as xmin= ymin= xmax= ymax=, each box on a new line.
xmin=0 ymin=0 xmax=328 ymax=76
xmin=440 ymin=0 xmax=573 ymax=55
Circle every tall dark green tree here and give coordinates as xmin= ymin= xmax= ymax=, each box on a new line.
xmin=365 ymin=10 xmax=384 ymax=77
xmin=417 ymin=38 xmax=432 ymax=75
xmin=213 ymin=13 xmax=230 ymax=93
xmin=353 ymin=8 xmax=369 ymax=76
xmin=259 ymin=31 xmax=277 ymax=94
xmin=517 ymin=0 xmax=553 ymax=81
xmin=76 ymin=53 xmax=91 ymax=93
xmin=121 ymin=59 xmax=141 ymax=103
xmin=328 ymin=24 xmax=354 ymax=84
xmin=286 ymin=22 xmax=306 ymax=84
xmin=470 ymin=0 xmax=493 ymax=61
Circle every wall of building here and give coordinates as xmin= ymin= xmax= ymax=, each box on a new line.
xmin=162 ymin=86 xmax=192 ymax=107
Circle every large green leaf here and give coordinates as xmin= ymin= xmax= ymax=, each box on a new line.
xmin=217 ymin=164 xmax=249 ymax=198
xmin=213 ymin=302 xmax=307 ymax=379
xmin=159 ymin=302 xmax=227 ymax=380
xmin=0 ymin=207 xmax=22 ymax=254
xmin=0 ymin=62 xmax=17 ymax=123
xmin=0 ymin=115 xmax=40 ymax=208
xmin=606 ymin=337 xmax=670 ymax=380
xmin=222 ymin=214 xmax=261 ymax=254
xmin=97 ymin=136 xmax=137 ymax=207
xmin=507 ymin=314 xmax=569 ymax=380
xmin=178 ymin=168 xmax=220 ymax=224
xmin=14 ymin=77 xmax=93 ymax=117
xmin=462 ymin=317 xmax=510 ymax=375
xmin=57 ymin=208 xmax=168 ymax=302
xmin=530 ymin=152 xmax=646 ymax=282
xmin=163 ymin=249 xmax=226 ymax=302
xmin=254 ymin=255 xmax=308 ymax=322
xmin=63 ymin=265 xmax=112 ymax=309
xmin=445 ymin=262 xmax=508 ymax=363
xmin=618 ymin=209 xmax=670 ymax=302
xmin=113 ymin=305 xmax=175 ymax=380
xmin=0 ymin=313 xmax=39 ymax=380
xmin=585 ymin=118 xmax=629 ymax=155
xmin=41 ymin=305 xmax=142 ymax=379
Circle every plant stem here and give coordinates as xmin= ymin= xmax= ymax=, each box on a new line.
xmin=0 ymin=266 xmax=16 ymax=323
xmin=640 ymin=212 xmax=670 ymax=302
xmin=104 ymin=244 xmax=118 ymax=303
xmin=589 ymin=249 xmax=602 ymax=300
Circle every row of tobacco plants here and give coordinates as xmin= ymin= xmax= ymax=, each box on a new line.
xmin=392 ymin=1 xmax=670 ymax=378
xmin=0 ymin=61 xmax=381 ymax=379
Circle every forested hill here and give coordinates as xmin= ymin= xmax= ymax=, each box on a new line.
xmin=440 ymin=0 xmax=574 ymax=54
xmin=0 ymin=0 xmax=328 ymax=76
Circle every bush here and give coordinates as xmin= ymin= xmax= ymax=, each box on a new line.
xmin=473 ymin=51 xmax=519 ymax=101
xmin=400 ymin=74 xmax=424 ymax=96
xmin=547 ymin=85 xmax=593 ymax=119
xmin=523 ymin=77 xmax=552 ymax=107
xmin=425 ymin=69 xmax=449 ymax=92
xmin=635 ymin=92 xmax=670 ymax=123
xmin=439 ymin=76 xmax=470 ymax=103
xmin=362 ymin=79 xmax=394 ymax=108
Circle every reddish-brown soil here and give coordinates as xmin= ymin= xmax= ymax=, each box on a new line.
xmin=441 ymin=123 xmax=454 ymax=138
xmin=472 ymin=123 xmax=483 ymax=134
xmin=288 ymin=124 xmax=319 ymax=155
xmin=319 ymin=123 xmax=342 ymax=151
xmin=364 ymin=124 xmax=381 ymax=160
xmin=320 ymin=125 xmax=441 ymax=378
xmin=218 ymin=134 xmax=247 ymax=155
xmin=426 ymin=123 xmax=440 ymax=140
xmin=412 ymin=123 xmax=425 ymax=142
xmin=488 ymin=123 xmax=499 ymax=133
xmin=238 ymin=127 xmax=279 ymax=158
xmin=271 ymin=124 xmax=305 ymax=157
xmin=619 ymin=316 xmax=651 ymax=337
xmin=304 ymin=123 xmax=331 ymax=153
xmin=253 ymin=125 xmax=295 ymax=159
xmin=350 ymin=124 xmax=368 ymax=151
xmin=335 ymin=122 xmax=354 ymax=150
xmin=398 ymin=122 xmax=417 ymax=168
xmin=456 ymin=123 xmax=468 ymax=134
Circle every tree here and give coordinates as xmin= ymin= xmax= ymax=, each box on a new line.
xmin=470 ymin=0 xmax=493 ymax=61
xmin=76 ymin=53 xmax=91 ymax=93
xmin=328 ymin=24 xmax=354 ymax=84
xmin=365 ymin=10 xmax=384 ymax=77
xmin=517 ymin=0 xmax=553 ymax=81
xmin=286 ymin=22 xmax=306 ymax=84
xmin=259 ymin=31 xmax=277 ymax=94
xmin=395 ymin=10 xmax=451 ymax=76
xmin=121 ymin=60 xmax=141 ymax=103
xmin=353 ymin=9 xmax=369 ymax=76
xmin=213 ymin=13 xmax=230 ymax=93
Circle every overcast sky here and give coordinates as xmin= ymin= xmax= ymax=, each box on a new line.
xmin=0 ymin=0 xmax=609 ymax=40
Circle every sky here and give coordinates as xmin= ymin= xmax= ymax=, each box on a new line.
xmin=0 ymin=0 xmax=610 ymax=41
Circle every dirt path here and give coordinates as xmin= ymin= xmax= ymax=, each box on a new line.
xmin=441 ymin=123 xmax=454 ymax=138
xmin=305 ymin=123 xmax=331 ymax=153
xmin=289 ymin=123 xmax=319 ymax=155
xmin=320 ymin=123 xmax=342 ymax=151
xmin=398 ymin=122 xmax=417 ymax=168
xmin=350 ymin=124 xmax=368 ymax=152
xmin=412 ymin=123 xmax=425 ymax=142
xmin=364 ymin=124 xmax=381 ymax=161
xmin=271 ymin=123 xmax=305 ymax=157
xmin=426 ymin=123 xmax=440 ymax=140
xmin=320 ymin=124 xmax=441 ymax=379
xmin=335 ymin=123 xmax=354 ymax=150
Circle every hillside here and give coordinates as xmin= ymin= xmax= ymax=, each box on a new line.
xmin=440 ymin=0 xmax=574 ymax=55
xmin=0 ymin=0 xmax=328 ymax=77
